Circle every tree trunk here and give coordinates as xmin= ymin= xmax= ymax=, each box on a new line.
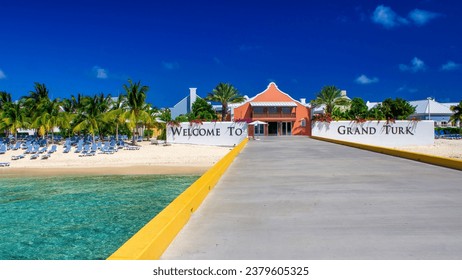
xmin=132 ymin=128 xmax=136 ymax=145
xmin=116 ymin=123 xmax=119 ymax=142
xmin=221 ymin=103 xmax=228 ymax=121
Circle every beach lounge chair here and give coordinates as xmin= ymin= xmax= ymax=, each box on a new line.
xmin=108 ymin=146 xmax=118 ymax=153
xmin=21 ymin=142 xmax=29 ymax=149
xmin=74 ymin=144 xmax=83 ymax=153
xmin=30 ymin=154 xmax=39 ymax=160
xmin=125 ymin=145 xmax=140 ymax=150
xmin=41 ymin=154 xmax=51 ymax=160
xmin=63 ymin=146 xmax=71 ymax=153
xmin=0 ymin=162 xmax=10 ymax=167
xmin=11 ymin=154 xmax=25 ymax=160
xmin=99 ymin=146 xmax=111 ymax=154
xmin=24 ymin=145 xmax=33 ymax=154
xmin=48 ymin=145 xmax=57 ymax=153
xmin=38 ymin=147 xmax=47 ymax=154
xmin=32 ymin=145 xmax=40 ymax=153
xmin=0 ymin=144 xmax=6 ymax=154
xmin=12 ymin=142 xmax=21 ymax=150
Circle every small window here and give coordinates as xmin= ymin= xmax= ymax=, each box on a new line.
xmin=253 ymin=107 xmax=264 ymax=114
xmin=300 ymin=119 xmax=306 ymax=127
xmin=282 ymin=107 xmax=292 ymax=114
xmin=268 ymin=107 xmax=278 ymax=114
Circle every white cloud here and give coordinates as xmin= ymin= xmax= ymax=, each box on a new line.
xmin=372 ymin=5 xmax=442 ymax=28
xmin=355 ymin=74 xmax=379 ymax=85
xmin=162 ymin=61 xmax=179 ymax=70
xmin=371 ymin=5 xmax=408 ymax=28
xmin=93 ymin=66 xmax=108 ymax=79
xmin=397 ymin=85 xmax=418 ymax=93
xmin=440 ymin=61 xmax=461 ymax=71
xmin=408 ymin=9 xmax=441 ymax=26
xmin=399 ymin=57 xmax=426 ymax=72
xmin=0 ymin=69 xmax=6 ymax=79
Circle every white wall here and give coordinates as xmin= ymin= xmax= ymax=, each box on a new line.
xmin=167 ymin=122 xmax=248 ymax=146
xmin=312 ymin=120 xmax=434 ymax=147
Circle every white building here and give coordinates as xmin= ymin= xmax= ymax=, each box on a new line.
xmin=170 ymin=88 xmax=198 ymax=119
xmin=367 ymin=98 xmax=458 ymax=127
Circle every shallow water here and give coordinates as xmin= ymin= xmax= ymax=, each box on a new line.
xmin=0 ymin=174 xmax=198 ymax=260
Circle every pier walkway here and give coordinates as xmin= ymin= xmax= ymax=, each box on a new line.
xmin=161 ymin=137 xmax=462 ymax=259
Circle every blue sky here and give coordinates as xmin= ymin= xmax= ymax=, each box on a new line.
xmin=0 ymin=0 xmax=461 ymax=107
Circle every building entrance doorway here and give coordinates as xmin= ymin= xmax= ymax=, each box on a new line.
xmin=268 ymin=122 xmax=278 ymax=135
xmin=254 ymin=124 xmax=264 ymax=136
xmin=281 ymin=122 xmax=292 ymax=135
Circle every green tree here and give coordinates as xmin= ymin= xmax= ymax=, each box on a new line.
xmin=346 ymin=97 xmax=369 ymax=120
xmin=142 ymin=104 xmax=159 ymax=141
xmin=73 ymin=93 xmax=112 ymax=143
xmin=331 ymin=107 xmax=347 ymax=120
xmin=190 ymin=98 xmax=217 ymax=121
xmin=22 ymin=82 xmax=50 ymax=110
xmin=123 ymin=79 xmax=151 ymax=145
xmin=0 ymin=91 xmax=12 ymax=109
xmin=450 ymin=100 xmax=462 ymax=127
xmin=206 ymin=82 xmax=245 ymax=121
xmin=104 ymin=94 xmax=128 ymax=142
xmin=380 ymin=98 xmax=416 ymax=120
xmin=33 ymin=98 xmax=72 ymax=145
xmin=311 ymin=85 xmax=350 ymax=114
xmin=367 ymin=104 xmax=386 ymax=120
xmin=0 ymin=101 xmax=30 ymax=141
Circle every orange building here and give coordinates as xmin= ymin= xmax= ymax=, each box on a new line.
xmin=233 ymin=82 xmax=311 ymax=136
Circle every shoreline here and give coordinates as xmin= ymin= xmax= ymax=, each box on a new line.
xmin=0 ymin=165 xmax=210 ymax=178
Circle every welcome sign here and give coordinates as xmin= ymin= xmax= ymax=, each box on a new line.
xmin=312 ymin=120 xmax=434 ymax=147
xmin=167 ymin=122 xmax=248 ymax=146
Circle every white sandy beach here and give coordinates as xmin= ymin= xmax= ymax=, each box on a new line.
xmin=0 ymin=141 xmax=232 ymax=176
xmin=395 ymin=139 xmax=462 ymax=159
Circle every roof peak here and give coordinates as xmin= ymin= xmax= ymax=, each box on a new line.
xmin=268 ymin=82 xmax=278 ymax=88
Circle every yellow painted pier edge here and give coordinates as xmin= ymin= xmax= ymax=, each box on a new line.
xmin=107 ymin=138 xmax=249 ymax=260
xmin=311 ymin=136 xmax=462 ymax=171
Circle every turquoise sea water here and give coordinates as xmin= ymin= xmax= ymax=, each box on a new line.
xmin=0 ymin=174 xmax=198 ymax=260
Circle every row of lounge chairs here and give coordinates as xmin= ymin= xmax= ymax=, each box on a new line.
xmin=10 ymin=144 xmax=58 ymax=161
xmin=0 ymin=162 xmax=10 ymax=167
xmin=435 ymin=130 xmax=462 ymax=139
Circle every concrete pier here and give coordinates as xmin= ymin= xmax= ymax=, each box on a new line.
xmin=162 ymin=137 xmax=462 ymax=259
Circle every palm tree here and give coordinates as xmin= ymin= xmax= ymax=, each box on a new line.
xmin=73 ymin=93 xmax=112 ymax=143
xmin=450 ymin=101 xmax=462 ymax=127
xmin=21 ymin=82 xmax=51 ymax=137
xmin=104 ymin=94 xmax=128 ymax=142
xmin=22 ymin=82 xmax=50 ymax=109
xmin=0 ymin=101 xmax=30 ymax=142
xmin=33 ymin=98 xmax=71 ymax=145
xmin=206 ymin=82 xmax=245 ymax=121
xmin=123 ymin=79 xmax=151 ymax=145
xmin=311 ymin=85 xmax=350 ymax=114
xmin=0 ymin=91 xmax=12 ymax=109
